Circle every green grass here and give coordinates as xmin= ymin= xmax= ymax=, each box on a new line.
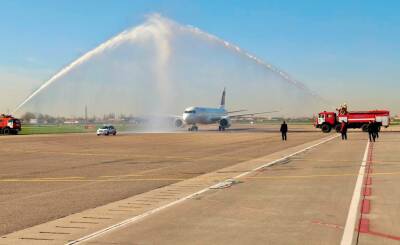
xmin=20 ymin=124 xmax=90 ymax=135
xmin=19 ymin=124 xmax=141 ymax=135
xmin=390 ymin=119 xmax=400 ymax=125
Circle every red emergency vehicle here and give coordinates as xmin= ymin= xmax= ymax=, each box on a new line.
xmin=0 ymin=114 xmax=21 ymax=135
xmin=315 ymin=110 xmax=390 ymax=133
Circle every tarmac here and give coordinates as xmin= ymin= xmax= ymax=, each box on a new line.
xmin=1 ymin=125 xmax=399 ymax=244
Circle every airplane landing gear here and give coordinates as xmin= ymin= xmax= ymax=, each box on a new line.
xmin=189 ymin=125 xmax=198 ymax=131
xmin=218 ymin=126 xmax=225 ymax=131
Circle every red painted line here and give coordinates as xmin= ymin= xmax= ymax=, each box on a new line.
xmin=361 ymin=199 xmax=370 ymax=214
xmin=363 ymin=187 xmax=372 ymax=196
xmin=365 ymin=176 xmax=372 ymax=185
xmin=368 ymin=230 xmax=400 ymax=241
xmin=311 ymin=220 xmax=344 ymax=230
xmin=359 ymin=218 xmax=370 ymax=233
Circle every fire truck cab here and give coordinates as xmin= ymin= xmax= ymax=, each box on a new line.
xmin=0 ymin=115 xmax=22 ymax=135
xmin=316 ymin=111 xmax=337 ymax=133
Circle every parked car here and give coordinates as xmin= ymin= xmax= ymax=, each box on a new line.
xmin=97 ymin=125 xmax=117 ymax=136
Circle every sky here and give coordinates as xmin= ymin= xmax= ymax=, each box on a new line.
xmin=1 ymin=0 xmax=399 ymax=115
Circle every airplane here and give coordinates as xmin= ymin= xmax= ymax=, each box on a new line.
xmin=176 ymin=88 xmax=277 ymax=131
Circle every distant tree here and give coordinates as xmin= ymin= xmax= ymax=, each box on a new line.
xmin=44 ymin=114 xmax=56 ymax=124
xmin=37 ymin=113 xmax=45 ymax=123
xmin=21 ymin=112 xmax=36 ymax=122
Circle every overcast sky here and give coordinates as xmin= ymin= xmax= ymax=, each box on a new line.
xmin=1 ymin=0 xmax=399 ymax=115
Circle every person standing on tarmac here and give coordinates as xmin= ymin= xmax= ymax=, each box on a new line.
xmin=340 ymin=121 xmax=348 ymax=140
xmin=374 ymin=121 xmax=380 ymax=139
xmin=280 ymin=121 xmax=288 ymax=141
xmin=368 ymin=121 xmax=376 ymax=142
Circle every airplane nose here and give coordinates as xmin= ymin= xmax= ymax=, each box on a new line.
xmin=183 ymin=113 xmax=191 ymax=123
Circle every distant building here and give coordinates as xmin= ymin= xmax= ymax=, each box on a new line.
xmin=64 ymin=120 xmax=79 ymax=124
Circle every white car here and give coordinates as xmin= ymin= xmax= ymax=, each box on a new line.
xmin=97 ymin=125 xmax=117 ymax=136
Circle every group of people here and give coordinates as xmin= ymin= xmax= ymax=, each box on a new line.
xmin=339 ymin=120 xmax=380 ymax=142
xmin=280 ymin=120 xmax=380 ymax=142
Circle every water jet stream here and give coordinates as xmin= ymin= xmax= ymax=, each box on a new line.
xmin=14 ymin=14 xmax=325 ymax=113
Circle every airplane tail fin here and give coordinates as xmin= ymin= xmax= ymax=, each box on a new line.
xmin=220 ymin=88 xmax=226 ymax=109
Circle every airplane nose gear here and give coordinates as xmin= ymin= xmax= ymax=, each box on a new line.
xmin=189 ymin=125 xmax=198 ymax=131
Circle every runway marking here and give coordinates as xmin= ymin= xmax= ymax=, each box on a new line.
xmin=355 ymin=142 xmax=400 ymax=242
xmin=0 ymin=178 xmax=186 ymax=182
xmin=341 ymin=140 xmax=370 ymax=245
xmin=364 ymin=230 xmax=400 ymax=241
xmin=5 ymin=172 xmax=400 ymax=183
xmin=361 ymin=199 xmax=370 ymax=214
xmin=5 ymin=171 xmax=400 ymax=183
xmin=65 ymin=135 xmax=339 ymax=245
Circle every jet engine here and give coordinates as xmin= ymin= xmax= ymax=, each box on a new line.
xmin=174 ymin=118 xmax=184 ymax=128
xmin=219 ymin=118 xmax=231 ymax=129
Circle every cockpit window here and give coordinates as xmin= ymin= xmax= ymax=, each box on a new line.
xmin=184 ymin=110 xmax=196 ymax=114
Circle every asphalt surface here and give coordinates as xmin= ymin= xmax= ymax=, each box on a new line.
xmin=79 ymin=132 xmax=400 ymax=245
xmin=0 ymin=127 xmax=323 ymax=236
xmin=85 ymin=133 xmax=368 ymax=245
xmin=2 ymin=128 xmax=399 ymax=244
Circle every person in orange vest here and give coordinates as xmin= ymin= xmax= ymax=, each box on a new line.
xmin=340 ymin=121 xmax=348 ymax=140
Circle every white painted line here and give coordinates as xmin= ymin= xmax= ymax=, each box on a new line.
xmin=66 ymin=135 xmax=339 ymax=245
xmin=340 ymin=141 xmax=370 ymax=245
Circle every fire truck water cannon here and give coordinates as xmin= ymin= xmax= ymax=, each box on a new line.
xmin=0 ymin=114 xmax=22 ymax=135
xmin=315 ymin=106 xmax=390 ymax=133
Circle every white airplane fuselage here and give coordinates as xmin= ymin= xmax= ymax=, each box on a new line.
xmin=182 ymin=106 xmax=227 ymax=125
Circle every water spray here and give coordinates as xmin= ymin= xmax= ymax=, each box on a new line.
xmin=13 ymin=14 xmax=328 ymax=113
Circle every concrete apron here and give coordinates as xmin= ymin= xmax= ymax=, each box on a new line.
xmin=0 ymin=135 xmax=338 ymax=245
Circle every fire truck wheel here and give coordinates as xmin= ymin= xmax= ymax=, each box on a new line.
xmin=321 ymin=124 xmax=331 ymax=133
xmin=3 ymin=128 xmax=10 ymax=135
xmin=361 ymin=124 xmax=369 ymax=132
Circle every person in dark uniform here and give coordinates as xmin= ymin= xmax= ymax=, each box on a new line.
xmin=374 ymin=121 xmax=380 ymax=139
xmin=368 ymin=121 xmax=376 ymax=142
xmin=340 ymin=121 xmax=348 ymax=140
xmin=280 ymin=121 xmax=288 ymax=141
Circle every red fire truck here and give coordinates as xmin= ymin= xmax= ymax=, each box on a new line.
xmin=315 ymin=110 xmax=390 ymax=133
xmin=0 ymin=114 xmax=22 ymax=135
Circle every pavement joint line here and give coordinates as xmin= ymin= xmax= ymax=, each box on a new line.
xmin=341 ymin=140 xmax=370 ymax=245
xmin=65 ymin=134 xmax=339 ymax=245
xmin=70 ymin=221 xmax=99 ymax=224
xmin=39 ymin=231 xmax=71 ymax=235
xmin=56 ymin=226 xmax=86 ymax=229
xmin=82 ymin=217 xmax=111 ymax=220
xmin=20 ymin=237 xmax=54 ymax=241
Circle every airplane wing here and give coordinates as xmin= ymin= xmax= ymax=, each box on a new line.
xmin=229 ymin=111 xmax=278 ymax=118
xmin=227 ymin=109 xmax=247 ymax=114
